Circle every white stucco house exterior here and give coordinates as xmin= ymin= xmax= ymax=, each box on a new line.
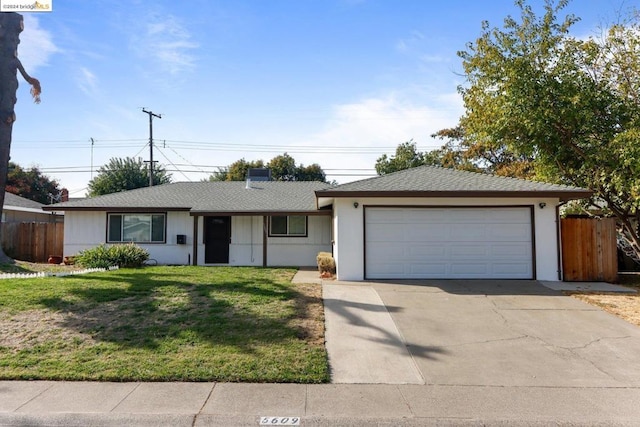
xmin=45 ymin=166 xmax=591 ymax=281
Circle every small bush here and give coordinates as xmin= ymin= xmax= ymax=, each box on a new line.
xmin=317 ymin=251 xmax=336 ymax=276
xmin=76 ymin=243 xmax=149 ymax=268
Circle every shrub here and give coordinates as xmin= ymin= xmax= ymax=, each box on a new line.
xmin=316 ymin=251 xmax=336 ymax=276
xmin=76 ymin=243 xmax=149 ymax=268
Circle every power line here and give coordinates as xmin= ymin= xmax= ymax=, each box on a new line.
xmin=141 ymin=108 xmax=162 ymax=186
xmin=154 ymin=145 xmax=192 ymax=182
xmin=11 ymin=138 xmax=446 ymax=152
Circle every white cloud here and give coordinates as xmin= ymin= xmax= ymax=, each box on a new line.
xmin=18 ymin=15 xmax=60 ymax=72
xmin=294 ymin=92 xmax=464 ymax=182
xmin=77 ymin=67 xmax=98 ymax=96
xmin=132 ymin=14 xmax=198 ymax=75
xmin=395 ymin=30 xmax=425 ymax=53
xmin=419 ymin=54 xmax=449 ymax=63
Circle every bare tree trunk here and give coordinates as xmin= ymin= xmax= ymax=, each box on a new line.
xmin=0 ymin=13 xmax=25 ymax=264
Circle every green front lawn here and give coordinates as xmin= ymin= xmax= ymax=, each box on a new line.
xmin=0 ymin=266 xmax=328 ymax=383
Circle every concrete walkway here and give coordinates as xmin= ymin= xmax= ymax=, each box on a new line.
xmin=2 ymin=272 xmax=640 ymax=426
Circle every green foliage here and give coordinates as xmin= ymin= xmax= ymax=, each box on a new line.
xmin=88 ymin=157 xmax=172 ymax=196
xmin=375 ymin=140 xmax=426 ymax=175
xmin=267 ymin=153 xmax=298 ymax=181
xmin=6 ymin=162 xmax=61 ymax=204
xmin=209 ymin=158 xmax=265 ymax=181
xmin=76 ymin=243 xmax=149 ymax=268
xmin=446 ymin=0 xmax=640 ymax=256
xmin=430 ymin=127 xmax=534 ymax=177
xmin=208 ymin=153 xmax=327 ymax=182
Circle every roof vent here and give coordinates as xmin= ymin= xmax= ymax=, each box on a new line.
xmin=245 ymin=178 xmax=252 ymax=189
xmin=247 ymin=168 xmax=271 ymax=182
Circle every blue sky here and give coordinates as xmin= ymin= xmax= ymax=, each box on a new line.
xmin=12 ymin=0 xmax=636 ymax=197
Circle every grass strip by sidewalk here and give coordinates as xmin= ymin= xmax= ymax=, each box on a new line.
xmin=0 ymin=266 xmax=328 ymax=383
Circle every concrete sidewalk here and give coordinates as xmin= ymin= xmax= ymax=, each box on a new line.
xmin=2 ymin=380 xmax=640 ymax=426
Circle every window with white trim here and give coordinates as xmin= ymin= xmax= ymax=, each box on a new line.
xmin=107 ymin=213 xmax=166 ymax=243
xmin=269 ymin=215 xmax=307 ymax=237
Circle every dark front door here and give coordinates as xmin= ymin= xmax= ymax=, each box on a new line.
xmin=204 ymin=216 xmax=231 ymax=264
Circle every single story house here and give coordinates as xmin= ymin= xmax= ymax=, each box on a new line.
xmin=3 ymin=192 xmax=63 ymax=223
xmin=45 ymin=166 xmax=592 ymax=281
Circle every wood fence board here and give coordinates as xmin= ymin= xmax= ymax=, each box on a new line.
xmin=561 ymin=218 xmax=617 ymax=282
xmin=0 ymin=222 xmax=64 ymax=263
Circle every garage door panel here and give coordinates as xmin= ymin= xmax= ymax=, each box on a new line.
xmin=491 ymin=243 xmax=531 ymax=257
xmin=365 ymin=207 xmax=533 ymax=279
xmin=492 ymin=262 xmax=531 ymax=275
xmin=450 ymin=263 xmax=490 ymax=275
xmin=367 ymin=242 xmax=405 ymax=257
xmin=450 ymin=224 xmax=488 ymax=240
xmin=368 ymin=209 xmax=408 ymax=223
xmin=447 ymin=209 xmax=491 ymax=222
xmin=405 ymin=209 xmax=447 ymax=222
xmin=368 ymin=224 xmax=405 ymax=241
xmin=369 ymin=263 xmax=406 ymax=276
xmin=407 ymin=245 xmax=447 ymax=257
xmin=410 ymin=225 xmax=449 ymax=241
xmin=449 ymin=244 xmax=489 ymax=257
xmin=409 ymin=263 xmax=448 ymax=275
xmin=490 ymin=209 xmax=531 ymax=223
xmin=488 ymin=224 xmax=531 ymax=240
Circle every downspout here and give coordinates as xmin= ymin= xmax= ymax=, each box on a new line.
xmin=556 ymin=202 xmax=566 ymax=281
xmin=263 ymin=216 xmax=268 ymax=267
xmin=192 ymin=215 xmax=199 ymax=266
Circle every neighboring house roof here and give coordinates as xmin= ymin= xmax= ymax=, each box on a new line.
xmin=44 ymin=181 xmax=332 ymax=215
xmin=2 ymin=192 xmax=61 ymax=216
xmin=4 ymin=192 xmax=45 ymax=210
xmin=315 ymin=166 xmax=592 ymax=201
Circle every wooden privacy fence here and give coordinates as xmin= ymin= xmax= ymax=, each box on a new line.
xmin=561 ymin=217 xmax=617 ymax=282
xmin=0 ymin=222 xmax=64 ymax=263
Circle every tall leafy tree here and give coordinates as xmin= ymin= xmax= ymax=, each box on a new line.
xmin=430 ymin=127 xmax=535 ymax=178
xmin=375 ymin=140 xmax=426 ymax=175
xmin=296 ymin=163 xmax=327 ymax=182
xmin=209 ymin=158 xmax=265 ymax=181
xmin=267 ymin=153 xmax=298 ymax=181
xmin=88 ymin=157 xmax=172 ymax=196
xmin=6 ymin=162 xmax=60 ymax=204
xmin=451 ymin=0 xmax=640 ymax=256
xmin=209 ymin=153 xmax=327 ymax=182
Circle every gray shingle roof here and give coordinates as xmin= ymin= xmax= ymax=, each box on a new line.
xmin=4 ymin=192 xmax=45 ymax=210
xmin=46 ymin=181 xmax=331 ymax=214
xmin=315 ymin=166 xmax=592 ymax=200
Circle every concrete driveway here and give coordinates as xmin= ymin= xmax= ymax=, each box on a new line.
xmin=323 ymin=279 xmax=640 ymax=387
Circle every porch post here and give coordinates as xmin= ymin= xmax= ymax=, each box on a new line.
xmin=263 ymin=216 xmax=268 ymax=267
xmin=192 ymin=215 xmax=198 ymax=266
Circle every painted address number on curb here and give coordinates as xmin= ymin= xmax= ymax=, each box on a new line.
xmin=259 ymin=416 xmax=300 ymax=425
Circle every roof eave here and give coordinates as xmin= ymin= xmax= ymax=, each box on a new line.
xmin=314 ymin=190 xmax=594 ymax=201
xmin=42 ymin=206 xmax=191 ymax=212
xmin=189 ymin=210 xmax=332 ymax=216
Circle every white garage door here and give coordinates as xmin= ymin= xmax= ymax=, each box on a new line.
xmin=365 ymin=207 xmax=534 ymax=279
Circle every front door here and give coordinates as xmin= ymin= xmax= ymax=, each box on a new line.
xmin=204 ymin=216 xmax=231 ymax=264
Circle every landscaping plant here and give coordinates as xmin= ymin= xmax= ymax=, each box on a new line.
xmin=75 ymin=243 xmax=149 ymax=268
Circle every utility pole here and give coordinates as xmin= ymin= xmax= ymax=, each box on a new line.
xmin=141 ymin=108 xmax=161 ymax=186
xmin=90 ymin=137 xmax=95 ymax=179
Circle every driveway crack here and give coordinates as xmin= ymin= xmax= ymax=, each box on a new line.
xmin=557 ymin=335 xmax=633 ymax=350
xmin=439 ymin=334 xmax=530 ymax=348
